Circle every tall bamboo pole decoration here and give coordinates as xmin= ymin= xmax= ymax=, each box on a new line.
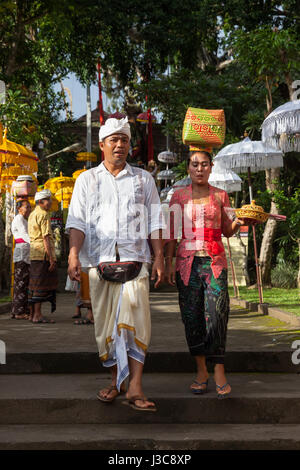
xmin=226 ymin=237 xmax=238 ymax=297
xmin=10 ymin=193 xmax=16 ymax=299
xmin=147 ymin=108 xmax=154 ymax=162
xmin=97 ymin=61 xmax=105 ymax=161
xmin=86 ymin=84 xmax=92 ymax=169
xmin=248 ymin=167 xmax=263 ymax=304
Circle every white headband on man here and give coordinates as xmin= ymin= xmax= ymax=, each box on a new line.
xmin=34 ymin=189 xmax=52 ymax=202
xmin=99 ymin=117 xmax=131 ymax=142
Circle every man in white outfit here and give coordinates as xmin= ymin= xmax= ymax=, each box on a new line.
xmin=66 ymin=117 xmax=164 ymax=411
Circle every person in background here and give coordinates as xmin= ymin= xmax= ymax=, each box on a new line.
xmin=11 ymin=199 xmax=32 ymax=320
xmin=146 ymin=160 xmax=159 ymax=178
xmin=74 ymin=271 xmax=94 ymax=325
xmin=65 ymin=272 xmax=94 ymax=324
xmin=137 ymin=160 xmax=145 ymax=169
xmin=28 ymin=189 xmax=58 ymax=324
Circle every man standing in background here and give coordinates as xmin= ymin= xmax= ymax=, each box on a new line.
xmin=28 ymin=189 xmax=58 ymax=324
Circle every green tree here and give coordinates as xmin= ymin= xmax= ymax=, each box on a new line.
xmin=273 ymin=186 xmax=300 ymax=288
xmin=224 ymin=22 xmax=300 ymax=286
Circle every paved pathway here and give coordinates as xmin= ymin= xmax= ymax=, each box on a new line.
xmin=0 ymin=291 xmax=299 ymax=354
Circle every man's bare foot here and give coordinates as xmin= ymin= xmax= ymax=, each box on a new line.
xmin=86 ymin=308 xmax=94 ymax=323
xmin=14 ymin=314 xmax=28 ymax=320
xmin=31 ymin=315 xmax=41 ymax=323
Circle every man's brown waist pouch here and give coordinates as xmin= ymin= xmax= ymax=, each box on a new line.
xmin=97 ymin=261 xmax=143 ymax=283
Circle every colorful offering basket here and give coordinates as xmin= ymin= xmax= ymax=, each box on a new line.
xmin=182 ymin=108 xmax=226 ymax=151
xmin=11 ymin=175 xmax=37 ymax=197
xmin=225 ymin=200 xmax=286 ymax=224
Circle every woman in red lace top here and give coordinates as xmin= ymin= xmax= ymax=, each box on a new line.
xmin=165 ymin=150 xmax=247 ymax=398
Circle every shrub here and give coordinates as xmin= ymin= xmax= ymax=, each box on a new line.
xmin=271 ymin=263 xmax=297 ymax=289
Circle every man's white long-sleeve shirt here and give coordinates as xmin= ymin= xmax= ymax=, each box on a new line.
xmin=65 ymin=161 xmax=165 ymax=267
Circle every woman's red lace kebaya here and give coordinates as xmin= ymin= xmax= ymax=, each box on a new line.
xmin=166 ymin=184 xmax=233 ymax=286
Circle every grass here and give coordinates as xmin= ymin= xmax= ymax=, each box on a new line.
xmin=228 ymin=286 xmax=300 ymax=316
xmin=1 ymin=287 xmax=299 ymax=314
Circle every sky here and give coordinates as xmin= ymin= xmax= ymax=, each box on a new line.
xmin=54 ymin=72 xmax=163 ymax=123
xmin=53 ymin=74 xmax=109 ymax=121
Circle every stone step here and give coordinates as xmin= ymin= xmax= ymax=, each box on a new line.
xmin=1 ymin=373 xmax=300 ymax=425
xmin=1 ymin=350 xmax=299 ymax=374
xmin=1 ymin=423 xmax=300 ymax=450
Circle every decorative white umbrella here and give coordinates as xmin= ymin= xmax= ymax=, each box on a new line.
xmin=261 ymin=99 xmax=300 ymax=152
xmin=208 ymin=160 xmax=243 ymax=297
xmin=173 ymin=176 xmax=191 ymax=187
xmin=161 ymin=176 xmax=191 ymax=203
xmin=209 ymin=160 xmax=242 ymax=193
xmin=157 ymin=151 xmax=177 ymax=165
xmin=214 ymin=138 xmax=283 ymax=200
xmin=157 ymin=169 xmax=176 ymax=181
xmin=214 ymin=137 xmax=284 ymax=304
xmin=157 ymin=152 xmax=177 ymax=188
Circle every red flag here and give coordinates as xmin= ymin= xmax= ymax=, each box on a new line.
xmin=147 ymin=108 xmax=154 ymax=162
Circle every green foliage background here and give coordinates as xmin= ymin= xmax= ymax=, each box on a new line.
xmin=0 ymin=0 xmax=299 ymax=278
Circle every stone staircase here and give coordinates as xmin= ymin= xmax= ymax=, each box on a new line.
xmin=1 ymin=368 xmax=300 ymax=449
xmin=1 ymin=292 xmax=300 ymax=450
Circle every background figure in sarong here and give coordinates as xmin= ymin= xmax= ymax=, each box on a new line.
xmin=11 ymin=199 xmax=31 ymax=320
xmin=28 ymin=190 xmax=58 ymax=324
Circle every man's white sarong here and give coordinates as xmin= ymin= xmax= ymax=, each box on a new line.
xmin=88 ymin=263 xmax=151 ymax=391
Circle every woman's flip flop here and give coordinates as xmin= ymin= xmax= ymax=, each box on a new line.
xmin=216 ymin=383 xmax=231 ymax=399
xmin=190 ymin=379 xmax=209 ymax=394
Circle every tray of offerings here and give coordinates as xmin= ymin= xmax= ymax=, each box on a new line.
xmin=233 ymin=200 xmax=286 ymax=224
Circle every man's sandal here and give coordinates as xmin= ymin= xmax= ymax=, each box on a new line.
xmin=31 ymin=317 xmax=55 ymax=324
xmin=216 ymin=383 xmax=231 ymax=399
xmin=190 ymin=379 xmax=209 ymax=395
xmin=123 ymin=396 xmax=157 ymax=412
xmin=97 ymin=385 xmax=126 ymax=403
xmin=72 ymin=313 xmax=81 ymax=319
xmin=74 ymin=318 xmax=94 ymax=325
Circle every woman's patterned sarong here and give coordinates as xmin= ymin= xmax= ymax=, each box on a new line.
xmin=12 ymin=261 xmax=30 ymax=317
xmin=176 ymin=256 xmax=230 ymax=364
